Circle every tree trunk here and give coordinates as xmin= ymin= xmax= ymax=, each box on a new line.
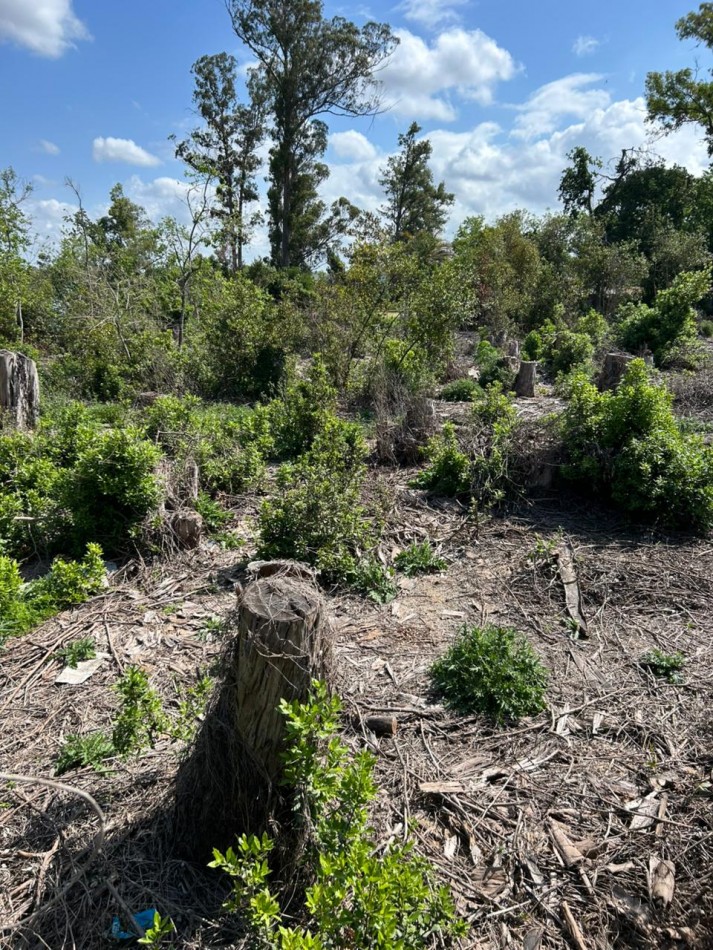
xmin=0 ymin=349 xmax=40 ymax=430
xmin=598 ymin=352 xmax=635 ymax=391
xmin=174 ymin=566 xmax=332 ymax=860
xmin=515 ymin=360 xmax=537 ymax=398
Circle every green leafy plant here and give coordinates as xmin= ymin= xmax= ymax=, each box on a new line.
xmin=430 ymin=625 xmax=548 ymax=722
xmin=440 ymin=378 xmax=480 ymax=402
xmin=350 ymin=558 xmax=398 ymax=603
xmin=395 ymin=541 xmax=447 ymax=576
xmin=258 ymin=418 xmax=378 ymax=587
xmin=700 ymin=319 xmax=713 ymax=338
xmin=170 ymin=674 xmax=213 ymax=742
xmin=112 ymin=666 xmax=169 ymax=756
xmin=561 ymin=359 xmax=713 ymax=532
xmin=640 ymin=648 xmax=686 ymax=683
xmin=138 ymin=912 xmax=176 ymax=947
xmin=56 ymin=637 xmax=97 ymax=668
xmin=209 ymin=682 xmax=466 ymax=949
xmin=194 ymin=492 xmax=231 ymax=531
xmin=55 ymin=731 xmax=114 ymax=776
xmin=410 ymin=422 xmax=470 ymax=496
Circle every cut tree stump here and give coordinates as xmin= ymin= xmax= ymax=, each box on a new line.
xmin=174 ymin=566 xmax=332 ymax=860
xmin=0 ymin=349 xmax=40 ymax=430
xmin=515 ymin=360 xmax=537 ymax=397
xmin=598 ymin=352 xmax=635 ymax=391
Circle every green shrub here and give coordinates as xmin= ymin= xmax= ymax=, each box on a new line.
xmin=410 ymin=423 xmax=470 ymax=496
xmin=65 ymin=427 xmax=161 ymax=550
xmin=430 ymin=625 xmax=548 ymax=722
xmin=701 ymin=319 xmax=713 ymax=338
xmin=258 ymin=419 xmax=374 ymax=583
xmin=193 ymin=492 xmax=231 ymax=531
xmin=440 ymin=378 xmax=480 ymax=402
xmin=55 ymin=732 xmax=114 ymax=776
xmin=349 ymin=558 xmax=398 ymax=603
xmin=112 ymin=666 xmax=168 ymax=756
xmin=0 ymin=544 xmax=105 ymax=639
xmin=475 ymin=340 xmax=514 ymax=389
xmin=210 ymin=682 xmax=466 ymax=949
xmin=561 ymin=359 xmax=713 ymax=531
xmin=270 ymin=356 xmax=338 ymax=460
xmin=55 ymin=638 xmax=97 ymax=668
xmin=640 ymin=648 xmax=685 ymax=683
xmin=618 ymin=269 xmax=710 ymax=363
xmin=395 ymin=541 xmax=447 ymax=576
xmin=547 ymin=329 xmax=594 ymax=376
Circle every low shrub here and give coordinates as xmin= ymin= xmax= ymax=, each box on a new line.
xmin=55 ymin=732 xmax=114 ymax=776
xmin=440 ymin=378 xmax=480 ymax=402
xmin=210 ymin=683 xmax=466 ymax=948
xmin=395 ymin=540 xmax=447 ymax=576
xmin=561 ymin=359 xmax=713 ymax=532
xmin=640 ymin=648 xmax=685 ymax=683
xmin=410 ymin=422 xmax=470 ymax=496
xmin=258 ymin=419 xmax=375 ymax=584
xmin=430 ymin=625 xmax=548 ymax=722
xmin=55 ymin=637 xmax=97 ymax=668
xmin=475 ymin=340 xmax=515 ymax=389
xmin=701 ymin=319 xmax=713 ymax=338
xmin=0 ymin=544 xmax=105 ymax=640
xmin=112 ymin=666 xmax=168 ymax=756
xmin=270 ymin=356 xmax=338 ymax=460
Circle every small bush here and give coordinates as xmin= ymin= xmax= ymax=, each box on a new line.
xmin=350 ymin=558 xmax=398 ymax=603
xmin=56 ymin=638 xmax=97 ymax=668
xmin=410 ymin=422 xmax=470 ymax=496
xmin=258 ymin=419 xmax=374 ymax=583
xmin=210 ymin=682 xmax=466 ymax=948
xmin=475 ymin=340 xmax=515 ymax=389
xmin=430 ymin=625 xmax=548 ymax=722
xmin=640 ymin=648 xmax=685 ymax=683
xmin=440 ymin=378 xmax=480 ymax=402
xmin=270 ymin=356 xmax=338 ymax=459
xmin=55 ymin=732 xmax=114 ymax=776
xmin=395 ymin=541 xmax=447 ymax=576
xmin=112 ymin=666 xmax=168 ymax=756
xmin=700 ymin=319 xmax=713 ymax=338
xmin=561 ymin=360 xmax=713 ymax=532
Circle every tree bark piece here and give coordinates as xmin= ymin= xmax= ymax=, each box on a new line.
xmin=555 ymin=544 xmax=588 ymax=638
xmin=514 ymin=360 xmax=537 ymax=397
xmin=598 ymin=352 xmax=635 ymax=391
xmin=174 ymin=571 xmax=332 ymax=860
xmin=0 ymin=349 xmax=40 ymax=430
xmin=363 ymin=715 xmax=397 ymax=737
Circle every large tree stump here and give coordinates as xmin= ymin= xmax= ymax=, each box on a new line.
xmin=514 ymin=360 xmax=537 ymax=397
xmin=0 ymin=349 xmax=40 ymax=430
xmin=598 ymin=352 xmax=635 ymax=391
xmin=174 ymin=567 xmax=332 ymax=860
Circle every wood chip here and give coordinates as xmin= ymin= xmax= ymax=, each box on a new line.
xmin=648 ymin=855 xmax=675 ymax=907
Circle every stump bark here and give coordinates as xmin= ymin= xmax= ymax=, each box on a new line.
xmin=174 ymin=567 xmax=332 ymax=860
xmin=514 ymin=360 xmax=537 ymax=397
xmin=598 ymin=352 xmax=635 ymax=391
xmin=0 ymin=349 xmax=39 ymax=430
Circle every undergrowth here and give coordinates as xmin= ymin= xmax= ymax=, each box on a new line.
xmin=210 ymin=682 xmax=466 ymax=949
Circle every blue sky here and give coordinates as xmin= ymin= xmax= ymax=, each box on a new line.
xmin=0 ymin=0 xmax=708 ymax=255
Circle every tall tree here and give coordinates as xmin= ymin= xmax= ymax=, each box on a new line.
xmin=646 ymin=4 xmax=713 ymax=154
xmin=379 ymin=123 xmax=454 ymax=241
xmin=226 ymin=0 xmax=397 ymax=268
xmin=558 ymin=147 xmax=602 ymax=217
xmin=174 ymin=52 xmax=265 ymax=271
xmin=0 ymin=168 xmax=32 ymax=342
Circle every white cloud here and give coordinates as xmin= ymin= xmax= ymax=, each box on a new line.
xmin=321 ymin=89 xmax=711 ymax=232
xmin=0 ymin=0 xmax=89 ymax=57
xmin=92 ymin=137 xmax=162 ymax=167
xmin=573 ymin=35 xmax=600 ymax=57
xmin=37 ymin=139 xmax=60 ymax=155
xmin=397 ymin=0 xmax=466 ymax=29
xmin=512 ymin=73 xmax=610 ymax=140
xmin=26 ymin=197 xmax=77 ymax=250
xmin=330 ymin=130 xmax=378 ymax=162
xmin=381 ymin=27 xmax=518 ymax=121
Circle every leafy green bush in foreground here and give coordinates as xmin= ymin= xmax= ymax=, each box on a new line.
xmin=210 ymin=682 xmax=466 ymax=949
xmin=430 ymin=625 xmax=548 ymax=722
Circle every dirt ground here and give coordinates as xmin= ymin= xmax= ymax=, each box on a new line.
xmin=1 ymin=391 xmax=713 ymax=949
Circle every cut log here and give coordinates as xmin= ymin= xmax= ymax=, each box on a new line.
xmin=555 ymin=544 xmax=588 ymax=637
xmin=363 ymin=715 xmax=397 ymax=737
xmin=174 ymin=571 xmax=332 ymax=860
xmin=598 ymin=352 xmax=635 ymax=391
xmin=514 ymin=360 xmax=537 ymax=398
xmin=0 ymin=349 xmax=40 ymax=430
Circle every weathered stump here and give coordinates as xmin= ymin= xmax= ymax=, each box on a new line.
xmin=598 ymin=352 xmax=635 ymax=391
xmin=506 ymin=339 xmax=521 ymax=358
xmin=170 ymin=509 xmax=203 ymax=549
xmin=514 ymin=360 xmax=537 ymax=397
xmin=0 ymin=349 xmax=39 ymax=430
xmin=174 ymin=567 xmax=332 ymax=860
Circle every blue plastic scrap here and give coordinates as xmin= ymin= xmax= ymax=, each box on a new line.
xmin=110 ymin=908 xmax=158 ymax=941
